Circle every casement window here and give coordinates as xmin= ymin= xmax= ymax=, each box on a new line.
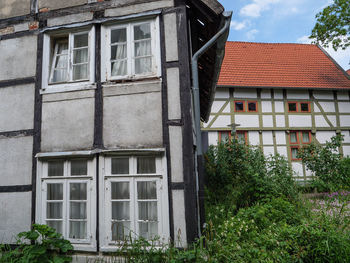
xmin=102 ymin=18 xmax=160 ymax=81
xmin=218 ymin=131 xmax=231 ymax=142
xmin=234 ymin=101 xmax=245 ymax=112
xmin=218 ymin=131 xmax=248 ymax=144
xmin=234 ymin=101 xmax=258 ymax=112
xmin=42 ymin=27 xmax=95 ymax=93
xmin=236 ymin=131 xmax=248 ymax=144
xmin=101 ymin=155 xmax=169 ymax=249
xmin=287 ymin=102 xmax=310 ymax=113
xmin=289 ymin=131 xmax=311 ymax=160
xmin=37 ymin=158 xmax=96 ymax=250
xmin=247 ymin=101 xmax=258 ymax=112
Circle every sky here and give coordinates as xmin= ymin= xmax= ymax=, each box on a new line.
xmin=218 ymin=0 xmax=350 ymax=71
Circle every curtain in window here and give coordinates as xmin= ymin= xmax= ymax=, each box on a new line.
xmin=52 ymin=42 xmax=68 ymax=83
xmin=72 ymin=48 xmax=88 ymax=80
xmin=134 ymin=40 xmax=152 ymax=74
xmin=111 ymin=45 xmax=127 ymax=76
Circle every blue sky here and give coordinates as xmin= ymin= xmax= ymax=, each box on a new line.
xmin=219 ymin=0 xmax=350 ymax=70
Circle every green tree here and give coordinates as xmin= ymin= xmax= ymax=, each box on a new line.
xmin=310 ymin=0 xmax=350 ymax=51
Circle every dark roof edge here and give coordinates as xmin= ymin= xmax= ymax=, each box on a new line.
xmin=198 ymin=0 xmax=225 ymax=16
xmin=217 ymin=85 xmax=350 ymax=91
xmin=317 ymin=44 xmax=350 ymax=80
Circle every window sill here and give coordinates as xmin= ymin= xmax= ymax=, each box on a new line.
xmin=40 ymin=82 xmax=96 ymax=95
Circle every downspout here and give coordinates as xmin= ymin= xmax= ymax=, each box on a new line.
xmin=191 ymin=11 xmax=232 ymax=236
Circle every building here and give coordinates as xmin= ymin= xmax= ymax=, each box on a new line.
xmin=203 ymin=41 xmax=350 ymax=181
xmin=0 ymin=0 xmax=231 ymax=252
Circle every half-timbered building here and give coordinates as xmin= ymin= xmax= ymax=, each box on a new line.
xmin=0 ymin=0 xmax=231 ymax=254
xmin=203 ymin=41 xmax=350 ymax=181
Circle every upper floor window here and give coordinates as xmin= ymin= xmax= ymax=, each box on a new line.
xmin=288 ymin=102 xmax=310 ymax=113
xmin=102 ymin=18 xmax=160 ymax=81
xmin=289 ymin=131 xmax=311 ymax=160
xmin=234 ymin=100 xmax=258 ymax=112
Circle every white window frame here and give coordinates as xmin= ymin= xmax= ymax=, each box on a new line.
xmin=41 ymin=27 xmax=95 ymax=94
xmin=101 ymin=17 xmax=161 ymax=82
xmin=99 ymin=154 xmax=169 ymax=251
xmin=36 ymin=158 xmax=97 ymax=252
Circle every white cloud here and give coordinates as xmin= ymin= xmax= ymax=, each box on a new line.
xmin=240 ymin=0 xmax=280 ymax=18
xmin=246 ymin=29 xmax=259 ymax=40
xmin=230 ymin=20 xmax=248 ymax=31
xmin=297 ymin=35 xmax=350 ymax=70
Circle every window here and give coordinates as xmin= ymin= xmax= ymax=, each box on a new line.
xmin=218 ymin=131 xmax=231 ymax=142
xmin=42 ymin=27 xmax=95 ymax=92
xmin=234 ymin=101 xmax=245 ymax=112
xmin=102 ymin=155 xmax=169 ymax=248
xmin=102 ymin=19 xmax=160 ymax=81
xmin=300 ymin=102 xmax=310 ymax=112
xmin=218 ymin=131 xmax=248 ymax=144
xmin=289 ymin=131 xmax=311 ymax=160
xmin=287 ymin=102 xmax=310 ymax=113
xmin=236 ymin=131 xmax=248 ymax=144
xmin=37 ymin=158 xmax=96 ymax=250
xmin=288 ymin=102 xmax=298 ymax=112
xmin=247 ymin=101 xmax=257 ymax=112
xmin=234 ymin=101 xmax=258 ymax=112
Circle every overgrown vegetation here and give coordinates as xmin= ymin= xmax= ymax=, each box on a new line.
xmin=2 ymin=137 xmax=350 ymax=262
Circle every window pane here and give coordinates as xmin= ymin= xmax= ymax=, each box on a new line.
xmin=47 ymin=184 xmax=63 ymax=200
xmin=71 ymin=160 xmax=88 ymax=176
xmin=111 ymin=45 xmax=127 ymax=60
xmin=134 ymin=23 xmax=151 ymax=40
xmin=135 ymin=57 xmax=152 ymax=74
xmin=235 ymin=102 xmax=244 ymax=111
xmin=288 ymin=103 xmax=297 ymax=111
xmin=137 ymin=181 xmax=157 ymax=200
xmin=248 ymin=102 xmax=257 ymax=111
xmin=237 ymin=132 xmax=245 ymax=143
xmin=47 ymin=221 xmax=62 ymax=235
xmin=112 ymin=158 xmax=129 ymax=174
xmin=135 ymin=40 xmax=151 ymax=57
xmin=137 ymin=157 xmax=156 ymax=174
xmin=73 ymin=48 xmax=88 ymax=64
xmin=55 ymin=54 xmax=68 ymax=68
xmin=220 ymin=132 xmax=230 ymax=142
xmin=300 ymin=103 xmax=309 ymax=112
xmin=111 ymin=28 xmax=126 ymax=43
xmin=111 ymin=182 xmax=130 ymax=199
xmin=74 ymin=34 xmax=88 ymax=48
xmin=48 ymin=161 xmax=64 ymax=177
xmin=138 ymin=201 xmax=157 ymax=221
xmin=70 ymin=183 xmax=87 ymax=200
xmin=139 ymin=222 xmax=158 ymax=240
xmin=111 ymin=61 xmax=127 ymax=76
xmin=291 ymin=148 xmax=299 ymax=159
xmin=69 ymin=221 xmax=87 ymax=239
xmin=52 ymin=69 xmax=68 ymax=83
xmin=73 ymin=64 xmax=88 ymax=80
xmin=112 ymin=201 xmax=130 ymax=220
xmin=47 ymin=203 xmax=62 ymax=219
xmin=302 ymin=132 xmax=310 ymax=143
xmin=112 ymin=221 xmax=130 ymax=241
xmin=57 ymin=41 xmax=68 ymax=54
xmin=290 ymin=132 xmax=298 ymax=143
xmin=70 ymin=202 xmax=86 ymax=219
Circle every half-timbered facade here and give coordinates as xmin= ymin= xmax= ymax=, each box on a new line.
xmin=203 ymin=42 xmax=350 ymax=182
xmin=0 ymin=0 xmax=230 ymax=253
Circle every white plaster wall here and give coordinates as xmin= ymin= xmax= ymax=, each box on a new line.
xmin=275 ymin=131 xmax=286 ymax=144
xmin=289 ymin=115 xmax=312 ymax=127
xmin=343 ymin=146 xmax=350 ymax=157
xmin=328 ymin=116 xmax=337 ymax=127
xmin=261 ymin=89 xmax=271 ymax=99
xmin=0 ymin=84 xmax=34 ymax=132
xmin=313 ymin=91 xmax=333 ymax=100
xmin=314 ymin=103 xmax=321 ymax=112
xmin=215 ymin=88 xmax=229 ymax=98
xmin=262 ymin=115 xmax=273 ymax=127
xmin=233 ymin=88 xmax=257 ymax=98
xmin=315 ymin=116 xmax=330 ymax=127
xmin=276 ymin=115 xmax=285 ymax=127
xmin=248 ymin=131 xmax=260 ymax=146
xmin=0 ymin=35 xmax=37 ymax=81
xmin=274 ymin=90 xmax=283 ymax=99
xmin=263 ymin=146 xmax=275 ymax=156
xmin=319 ymin=101 xmax=335 ymax=112
xmin=222 ymin=103 xmax=230 ymax=113
xmin=275 ymin=101 xmax=284 ymax=112
xmin=0 ymin=192 xmax=31 ymax=244
xmin=261 ymin=101 xmax=272 ymax=112
xmin=338 ymin=102 xmax=350 ymax=113
xmin=172 ymin=190 xmax=187 ymax=247
xmin=47 ymin=12 xmax=93 ymax=27
xmin=167 ymin=67 xmax=181 ymax=120
xmin=0 ymin=136 xmax=33 ymax=186
xmin=169 ymin=126 xmax=183 ymax=183
xmin=292 ymin=162 xmax=303 ymax=177
xmin=262 ymin=131 xmax=273 ymax=145
xmin=286 ymin=90 xmax=309 ymax=99
xmin=208 ymin=131 xmax=218 ymax=146
xmin=211 ymin=101 xmax=226 ymax=113
xmin=341 ymin=131 xmax=350 ymax=143
xmin=276 ymin=146 xmax=287 ymax=158
xmin=235 ymin=115 xmax=259 ymax=128
xmin=0 ymin=0 xmax=29 ymax=19
xmin=316 ymin=131 xmax=336 ymax=144
xmin=164 ymin=13 xmax=178 ymax=62
xmin=337 ymin=92 xmax=349 ymax=101
xmin=211 ymin=115 xmax=231 ymax=128
xmin=340 ymin=116 xmax=350 ymax=127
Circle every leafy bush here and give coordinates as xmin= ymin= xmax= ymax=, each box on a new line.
xmin=0 ymin=224 xmax=73 ymax=263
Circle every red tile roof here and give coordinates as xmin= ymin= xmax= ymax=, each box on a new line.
xmin=347 ymin=69 xmax=350 ymax=75
xmin=218 ymin=41 xmax=350 ymax=89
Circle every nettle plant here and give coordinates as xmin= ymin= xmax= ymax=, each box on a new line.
xmin=0 ymin=224 xmax=73 ymax=263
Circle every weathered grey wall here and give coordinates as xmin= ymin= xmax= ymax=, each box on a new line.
xmin=0 ymin=84 xmax=35 ymax=132
xmin=0 ymin=0 xmax=30 ymax=19
xmin=0 ymin=36 xmax=37 ymax=81
xmin=103 ymin=81 xmax=163 ymax=148
xmin=38 ymin=0 xmax=87 ymax=10
xmin=41 ymin=90 xmax=95 ymax=152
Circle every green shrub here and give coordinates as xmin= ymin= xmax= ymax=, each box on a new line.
xmin=0 ymin=224 xmax=73 ymax=263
